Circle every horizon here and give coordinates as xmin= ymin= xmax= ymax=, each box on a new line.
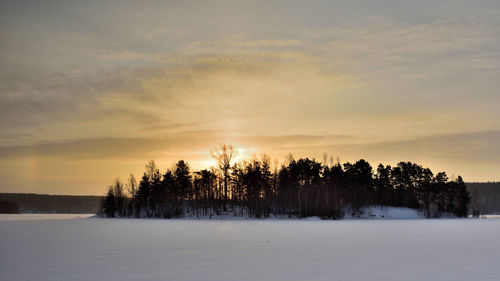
xmin=0 ymin=151 xmax=499 ymax=196
xmin=1 ymin=0 xmax=500 ymax=195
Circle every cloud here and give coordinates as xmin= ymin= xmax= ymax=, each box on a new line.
xmin=1 ymin=130 xmax=498 ymax=195
xmin=0 ymin=68 xmax=171 ymax=145
xmin=0 ymin=52 xmax=359 ymax=147
xmin=1 ymin=1 xmax=500 ymax=193
xmin=187 ymin=37 xmax=301 ymax=51
xmin=2 ymin=130 xmax=499 ymax=165
xmin=332 ymin=130 xmax=500 ymax=164
xmin=0 ymin=132 xmax=355 ymax=161
xmin=314 ymin=14 xmax=500 ymax=80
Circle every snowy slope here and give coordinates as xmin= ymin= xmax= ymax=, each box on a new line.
xmin=1 ymin=215 xmax=499 ymax=281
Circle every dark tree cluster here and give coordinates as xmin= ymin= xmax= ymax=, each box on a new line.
xmin=0 ymin=193 xmax=102 ymax=214
xmin=0 ymin=200 xmax=20 ymax=214
xmin=467 ymin=182 xmax=500 ymax=216
xmin=100 ymin=145 xmax=470 ymax=219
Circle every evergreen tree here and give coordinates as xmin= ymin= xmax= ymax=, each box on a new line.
xmin=100 ymin=186 xmax=116 ymax=217
xmin=98 ymin=148 xmax=471 ymax=220
xmin=175 ymin=160 xmax=192 ymax=216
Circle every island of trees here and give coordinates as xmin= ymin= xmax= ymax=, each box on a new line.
xmin=100 ymin=144 xmax=470 ymax=219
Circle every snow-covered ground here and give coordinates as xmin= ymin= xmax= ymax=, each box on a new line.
xmin=1 ymin=215 xmax=499 ymax=281
xmin=0 ymin=213 xmax=94 ymax=221
xmin=343 ymin=206 xmax=425 ymax=219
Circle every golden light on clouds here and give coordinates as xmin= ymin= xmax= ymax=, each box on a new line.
xmin=1 ymin=1 xmax=500 ymax=194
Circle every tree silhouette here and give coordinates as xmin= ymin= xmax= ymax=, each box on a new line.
xmin=211 ymin=144 xmax=236 ymax=211
xmin=99 ymin=145 xmax=471 ymax=219
xmin=101 ymin=186 xmax=116 ymax=217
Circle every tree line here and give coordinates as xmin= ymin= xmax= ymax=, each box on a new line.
xmin=0 ymin=200 xmax=20 ymax=214
xmin=100 ymin=144 xmax=470 ymax=219
xmin=0 ymin=193 xmax=102 ymax=214
xmin=467 ymin=182 xmax=500 ymax=216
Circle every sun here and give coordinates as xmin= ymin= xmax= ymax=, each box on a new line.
xmin=232 ymin=147 xmax=248 ymax=165
xmin=199 ymin=146 xmax=250 ymax=169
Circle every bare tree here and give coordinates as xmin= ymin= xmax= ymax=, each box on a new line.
xmin=211 ymin=144 xmax=236 ymax=211
xmin=127 ymin=173 xmax=137 ymax=197
xmin=145 ymin=159 xmax=160 ymax=182
xmin=113 ymin=178 xmax=125 ymax=217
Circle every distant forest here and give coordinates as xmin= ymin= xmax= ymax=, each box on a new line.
xmin=0 ymin=200 xmax=20 ymax=214
xmin=468 ymin=182 xmax=500 ymax=215
xmin=100 ymin=144 xmax=471 ymax=219
xmin=0 ymin=193 xmax=102 ymax=214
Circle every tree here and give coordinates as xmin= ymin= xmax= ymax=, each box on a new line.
xmin=0 ymin=200 xmax=20 ymax=214
xmin=160 ymin=170 xmax=176 ymax=218
xmin=194 ymin=169 xmax=217 ymax=217
xmin=211 ymin=144 xmax=236 ymax=211
xmin=175 ymin=160 xmax=192 ymax=216
xmin=127 ymin=174 xmax=137 ymax=198
xmin=287 ymin=158 xmax=322 ymax=217
xmin=100 ymin=186 xmax=116 ymax=217
xmin=113 ymin=178 xmax=125 ymax=217
xmin=135 ymin=173 xmax=151 ymax=217
xmin=452 ymin=176 xmax=470 ymax=217
xmin=99 ymin=147 xmax=471 ymax=220
xmin=323 ymin=162 xmax=343 ymax=218
xmin=126 ymin=174 xmax=137 ymax=216
xmin=343 ymin=159 xmax=374 ymax=216
xmin=375 ymin=164 xmax=392 ymax=206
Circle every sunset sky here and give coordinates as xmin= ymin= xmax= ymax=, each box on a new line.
xmin=1 ymin=0 xmax=499 ymax=195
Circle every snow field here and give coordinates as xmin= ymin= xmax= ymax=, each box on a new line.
xmin=0 ymin=215 xmax=499 ymax=281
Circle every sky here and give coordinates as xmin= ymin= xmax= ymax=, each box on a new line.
xmin=1 ymin=0 xmax=499 ymax=195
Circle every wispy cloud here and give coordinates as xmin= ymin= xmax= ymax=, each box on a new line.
xmin=187 ymin=36 xmax=301 ymax=51
xmin=1 ymin=130 xmax=498 ymax=194
xmin=1 ymin=1 xmax=500 ymax=193
xmin=0 ymin=52 xmax=359 ymax=146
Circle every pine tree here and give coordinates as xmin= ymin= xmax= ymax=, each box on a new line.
xmin=101 ymin=187 xmax=116 ymax=217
